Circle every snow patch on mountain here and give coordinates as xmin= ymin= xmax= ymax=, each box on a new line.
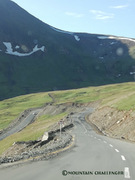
xmin=110 ymin=42 xmax=117 ymax=45
xmin=99 ymin=57 xmax=104 ymax=59
xmin=130 ymin=72 xmax=135 ymax=75
xmin=15 ymin=45 xmax=20 ymax=49
xmin=97 ymin=36 xmax=108 ymax=39
xmin=98 ymin=35 xmax=135 ymax=43
xmin=51 ymin=26 xmax=81 ymax=41
xmin=109 ymin=36 xmax=135 ymax=43
xmin=3 ymin=42 xmax=45 ymax=56
xmin=74 ymin=35 xmax=80 ymax=41
xmin=51 ymin=26 xmax=73 ymax=35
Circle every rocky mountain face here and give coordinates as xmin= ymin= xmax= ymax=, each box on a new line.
xmin=0 ymin=0 xmax=135 ymax=100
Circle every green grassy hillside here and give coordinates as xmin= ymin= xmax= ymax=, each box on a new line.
xmin=0 ymin=82 xmax=135 ymax=154
xmin=1 ymin=82 xmax=135 ymax=131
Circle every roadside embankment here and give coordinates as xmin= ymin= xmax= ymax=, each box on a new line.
xmin=0 ymin=122 xmax=74 ymax=165
xmin=87 ymin=106 xmax=135 ymax=142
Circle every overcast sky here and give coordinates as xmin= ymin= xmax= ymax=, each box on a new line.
xmin=11 ymin=0 xmax=135 ymax=38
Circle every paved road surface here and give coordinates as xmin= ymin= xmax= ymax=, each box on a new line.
xmin=0 ymin=109 xmax=41 ymax=141
xmin=0 ymin=109 xmax=135 ymax=180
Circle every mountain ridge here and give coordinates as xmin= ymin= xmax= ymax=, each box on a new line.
xmin=0 ymin=0 xmax=135 ymax=100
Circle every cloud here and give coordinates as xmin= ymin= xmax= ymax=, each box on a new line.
xmin=65 ymin=12 xmax=84 ymax=18
xmin=110 ymin=4 xmax=129 ymax=9
xmin=90 ymin=10 xmax=114 ymax=20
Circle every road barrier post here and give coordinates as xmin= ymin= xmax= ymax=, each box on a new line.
xmin=59 ymin=120 xmax=64 ymax=137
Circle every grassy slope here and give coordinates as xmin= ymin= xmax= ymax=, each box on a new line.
xmin=0 ymin=112 xmax=67 ymax=155
xmin=0 ymin=92 xmax=52 ymax=130
xmin=0 ymin=82 xmax=135 ymax=155
xmin=52 ymin=82 xmax=135 ymax=109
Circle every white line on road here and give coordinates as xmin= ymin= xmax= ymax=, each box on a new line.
xmin=109 ymin=144 xmax=113 ymax=147
xmin=103 ymin=141 xmax=107 ymax=143
xmin=115 ymin=149 xmax=119 ymax=153
xmin=79 ymin=119 xmax=88 ymax=134
xmin=124 ymin=167 xmax=130 ymax=179
xmin=121 ymin=155 xmax=126 ymax=161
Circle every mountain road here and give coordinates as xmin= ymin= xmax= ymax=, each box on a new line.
xmin=0 ymin=109 xmax=41 ymax=141
xmin=0 ymin=109 xmax=135 ymax=180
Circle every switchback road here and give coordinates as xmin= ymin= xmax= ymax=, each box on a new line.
xmin=0 ymin=109 xmax=41 ymax=141
xmin=0 ymin=109 xmax=135 ymax=180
